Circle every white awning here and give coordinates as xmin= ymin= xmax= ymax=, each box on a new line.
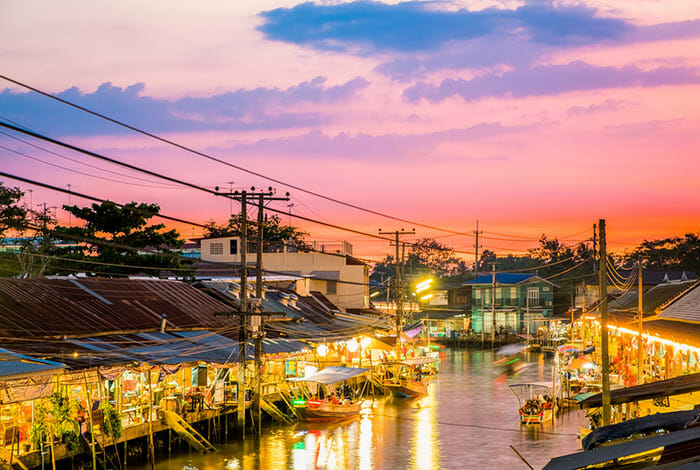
xmin=301 ymin=366 xmax=368 ymax=385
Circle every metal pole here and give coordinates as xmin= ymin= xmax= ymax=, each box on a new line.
xmin=395 ymin=232 xmax=402 ymax=358
xmin=599 ymin=219 xmax=611 ymax=426
xmin=491 ymin=264 xmax=496 ymax=347
xmin=238 ymin=190 xmax=247 ymax=436
xmin=638 ymin=262 xmax=643 ymax=385
xmin=254 ymin=194 xmax=264 ymax=434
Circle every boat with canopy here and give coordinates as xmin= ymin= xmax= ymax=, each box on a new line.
xmin=292 ymin=366 xmax=368 ymax=422
xmin=508 ymin=383 xmax=554 ymax=424
xmin=383 ymin=357 xmax=435 ymax=399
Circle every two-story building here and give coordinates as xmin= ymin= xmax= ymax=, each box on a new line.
xmin=466 ymin=273 xmax=557 ymax=334
xmin=199 ymin=237 xmax=369 ymax=312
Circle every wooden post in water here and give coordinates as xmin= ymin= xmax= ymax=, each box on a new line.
xmin=147 ymin=368 xmax=156 ymax=470
xmin=83 ymin=373 xmax=96 ymax=470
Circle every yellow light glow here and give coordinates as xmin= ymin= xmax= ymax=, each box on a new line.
xmin=347 ymin=339 xmax=359 ymax=353
xmin=73 ymin=351 xmax=78 ymax=358
xmin=317 ymin=344 xmax=329 ymax=357
xmin=370 ymin=291 xmax=380 ymax=298
xmin=420 ymin=294 xmax=433 ymax=301
xmin=415 ymin=278 xmax=434 ymax=293
xmin=360 ymin=337 xmax=372 ymax=349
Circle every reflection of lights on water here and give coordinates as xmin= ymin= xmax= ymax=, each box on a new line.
xmin=413 ymin=391 xmax=438 ymax=470
xmin=359 ymin=409 xmax=373 ymax=470
xmin=223 ymin=459 xmax=240 ymax=470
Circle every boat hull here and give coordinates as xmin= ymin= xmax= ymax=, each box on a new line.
xmin=298 ymin=401 xmax=362 ymax=422
xmin=385 ymin=380 xmax=428 ymax=399
xmin=519 ymin=408 xmax=552 ymax=425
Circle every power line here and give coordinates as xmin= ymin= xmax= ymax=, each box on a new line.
xmin=0 ymin=74 xmax=576 ymax=243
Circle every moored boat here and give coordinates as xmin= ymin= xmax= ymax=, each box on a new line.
xmin=292 ymin=366 xmax=369 ymax=422
xmin=509 ymin=383 xmax=555 ymax=425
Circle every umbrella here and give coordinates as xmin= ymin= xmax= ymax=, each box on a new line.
xmin=496 ymin=343 xmax=527 ymax=355
xmin=558 ymin=344 xmax=581 ymax=354
xmin=567 ymin=357 xmax=596 ymax=370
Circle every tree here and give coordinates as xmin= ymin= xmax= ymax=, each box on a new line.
xmin=0 ymin=183 xmax=28 ymax=237
xmin=204 ymin=214 xmax=308 ymax=250
xmin=0 ymin=183 xmax=30 ymax=277
xmin=50 ymin=200 xmax=188 ymax=276
xmin=627 ymin=233 xmax=700 ymax=272
xmin=406 ymin=238 xmax=468 ymax=277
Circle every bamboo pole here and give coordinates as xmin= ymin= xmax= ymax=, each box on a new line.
xmin=147 ymin=368 xmax=156 ymax=470
xmin=83 ymin=373 xmax=96 ymax=470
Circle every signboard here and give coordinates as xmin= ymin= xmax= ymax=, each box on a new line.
xmin=213 ymin=379 xmax=225 ymax=404
xmin=285 ymin=360 xmax=297 ymax=377
xmin=429 ymin=290 xmax=449 ymax=306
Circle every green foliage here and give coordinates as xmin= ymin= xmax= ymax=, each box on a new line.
xmin=31 ymin=392 xmax=80 ymax=451
xmin=407 ymin=238 xmax=468 ymax=278
xmin=49 ymin=200 xmax=190 ymax=276
xmin=626 ymin=233 xmax=700 ymax=272
xmin=204 ymin=214 xmax=308 ymax=249
xmin=99 ymin=400 xmax=122 ymax=439
xmin=0 ymin=183 xmax=28 ymax=238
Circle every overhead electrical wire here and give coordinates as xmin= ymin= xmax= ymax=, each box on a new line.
xmin=0 ymin=74 xmax=589 ymax=243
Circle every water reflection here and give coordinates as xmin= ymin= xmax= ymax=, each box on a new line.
xmin=137 ymin=351 xmax=585 ymax=470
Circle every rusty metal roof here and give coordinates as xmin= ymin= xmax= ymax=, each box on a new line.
xmin=0 ymin=277 xmax=237 ymax=337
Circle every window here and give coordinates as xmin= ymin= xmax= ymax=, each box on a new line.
xmin=326 ymin=280 xmax=337 ymax=295
xmin=229 ymin=239 xmax=238 ymax=255
xmin=527 ymin=287 xmax=539 ymax=306
xmin=495 ymin=288 xmax=502 ymax=305
xmin=510 ymin=287 xmax=517 ymax=300
xmin=474 ymin=289 xmax=481 ymax=299
xmin=210 ymin=242 xmax=223 ymax=255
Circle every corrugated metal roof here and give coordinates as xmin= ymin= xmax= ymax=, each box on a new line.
xmin=610 ymin=281 xmax=698 ymax=314
xmin=0 ymin=278 xmax=236 ymax=337
xmin=658 ymin=283 xmax=700 ymax=322
xmin=543 ymin=426 xmax=700 ymax=470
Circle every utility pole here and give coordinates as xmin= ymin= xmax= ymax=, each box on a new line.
xmin=474 ymin=220 xmax=482 ymax=273
xmin=67 ymin=184 xmax=72 ymax=227
xmin=378 ymin=228 xmax=415 ymax=358
xmin=638 ymin=261 xmax=643 ymax=385
xmin=287 ymin=203 xmax=294 ymax=226
xmin=227 ymin=181 xmax=235 ymax=216
xmin=491 ymin=263 xmax=497 ymax=347
xmin=214 ymin=185 xmax=290 ymax=436
xmin=598 ymin=219 xmax=611 ymax=426
xmin=592 ymin=223 xmax=598 ymax=274
xmin=238 ymin=189 xmax=248 ymax=436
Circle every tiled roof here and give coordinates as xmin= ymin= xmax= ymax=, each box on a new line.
xmin=466 ymin=273 xmax=556 ymax=286
xmin=609 ymin=281 xmax=697 ymax=314
xmin=657 ymin=282 xmax=700 ymax=322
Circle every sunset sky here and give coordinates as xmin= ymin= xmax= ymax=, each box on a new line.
xmin=2 ymin=0 xmax=700 ymax=259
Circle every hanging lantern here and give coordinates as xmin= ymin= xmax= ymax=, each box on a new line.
xmin=347 ymin=339 xmax=359 ymax=353
xmin=317 ymin=344 xmax=329 ymax=357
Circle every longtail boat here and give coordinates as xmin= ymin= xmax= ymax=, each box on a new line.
xmin=293 ymin=366 xmax=368 ymax=422
xmin=508 ymin=383 xmax=554 ymax=425
xmin=383 ymin=357 xmax=436 ymax=399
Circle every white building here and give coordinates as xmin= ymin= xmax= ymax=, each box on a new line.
xmin=199 ymin=237 xmax=369 ymax=312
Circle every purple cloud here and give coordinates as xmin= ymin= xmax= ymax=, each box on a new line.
xmin=219 ymin=121 xmax=535 ymax=159
xmin=567 ymin=99 xmax=626 ymax=115
xmin=0 ymin=77 xmax=369 ymax=136
xmin=403 ymin=61 xmax=700 ymax=103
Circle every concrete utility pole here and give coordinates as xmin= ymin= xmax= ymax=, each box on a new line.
xmin=379 ymin=228 xmax=416 ymax=358
xmin=238 ymin=189 xmax=248 ymax=436
xmin=215 ymin=185 xmax=290 ymax=436
xmin=491 ymin=263 xmax=497 ymax=347
xmin=474 ymin=220 xmax=482 ymax=273
xmin=598 ymin=219 xmax=611 ymax=426
xmin=638 ymin=261 xmax=644 ymax=385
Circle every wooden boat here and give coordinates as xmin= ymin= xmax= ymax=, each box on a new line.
xmin=292 ymin=366 xmax=368 ymax=422
xmin=299 ymin=398 xmax=362 ymax=422
xmin=384 ymin=378 xmax=428 ymax=399
xmin=509 ymin=383 xmax=554 ymax=425
xmin=382 ymin=357 xmax=435 ymax=399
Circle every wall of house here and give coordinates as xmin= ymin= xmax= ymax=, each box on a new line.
xmin=470 ymin=281 xmax=554 ymax=333
xmin=200 ymin=237 xmax=369 ymax=311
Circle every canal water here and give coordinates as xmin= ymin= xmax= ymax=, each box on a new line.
xmin=138 ymin=350 xmax=587 ymax=470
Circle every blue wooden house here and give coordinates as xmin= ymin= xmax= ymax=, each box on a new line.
xmin=465 ymin=273 xmax=558 ymax=334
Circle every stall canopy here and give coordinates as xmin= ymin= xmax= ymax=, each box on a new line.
xmin=401 ymin=357 xmax=436 ymax=367
xmin=543 ymin=426 xmax=700 ymax=470
xmin=302 ymin=366 xmax=368 ymax=385
xmin=580 ymin=372 xmax=700 ymax=409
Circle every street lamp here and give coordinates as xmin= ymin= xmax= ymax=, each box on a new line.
xmin=414 ymin=278 xmax=434 ymax=346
